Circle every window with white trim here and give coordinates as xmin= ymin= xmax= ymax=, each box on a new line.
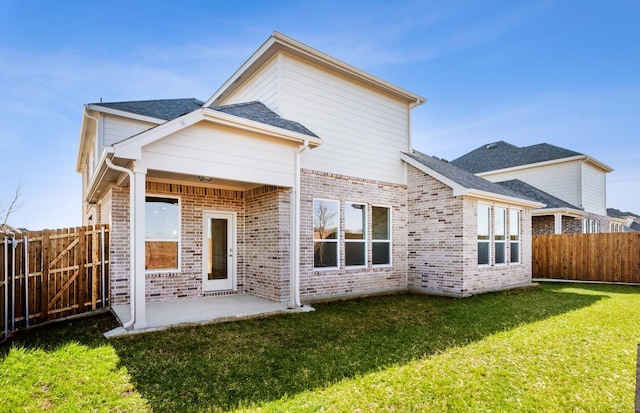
xmin=494 ymin=207 xmax=506 ymax=264
xmin=372 ymin=206 xmax=391 ymax=265
xmin=344 ymin=202 xmax=366 ymax=267
xmin=478 ymin=205 xmax=491 ymax=265
xmin=509 ymin=209 xmax=520 ymax=263
xmin=313 ymin=199 xmax=339 ymax=268
xmin=145 ymin=196 xmax=180 ymax=271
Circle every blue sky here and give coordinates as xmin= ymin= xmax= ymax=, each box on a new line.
xmin=1 ymin=0 xmax=638 ymax=229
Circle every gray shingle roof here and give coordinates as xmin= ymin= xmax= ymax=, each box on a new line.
xmin=93 ymin=98 xmax=204 ymax=121
xmin=607 ymin=208 xmax=640 ymax=219
xmin=495 ymin=180 xmax=580 ymax=210
xmin=404 ymin=150 xmax=537 ymax=202
xmin=207 ymin=101 xmax=318 ymax=138
xmin=450 ymin=141 xmax=583 ymax=174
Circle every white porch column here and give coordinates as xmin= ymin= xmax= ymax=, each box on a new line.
xmin=133 ymin=161 xmax=147 ymax=329
xmin=554 ymin=213 xmax=563 ymax=235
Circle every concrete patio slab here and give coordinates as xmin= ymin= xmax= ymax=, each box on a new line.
xmin=105 ymin=294 xmax=313 ymax=337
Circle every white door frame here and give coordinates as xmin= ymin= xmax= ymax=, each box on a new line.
xmin=202 ymin=211 xmax=237 ymax=292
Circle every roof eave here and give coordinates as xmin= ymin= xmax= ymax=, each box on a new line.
xmin=205 ymin=31 xmax=426 ymax=106
xmin=462 ymin=189 xmax=545 ymax=209
xmin=400 ymin=153 xmax=542 ymax=208
xmin=114 ymin=107 xmax=322 ymax=160
xmin=532 ymin=207 xmax=585 ymax=217
xmin=85 ymin=103 xmax=167 ymax=124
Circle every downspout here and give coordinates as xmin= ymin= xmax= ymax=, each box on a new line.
xmin=104 ymin=157 xmax=136 ymax=330
xmin=289 ymin=140 xmax=309 ymax=308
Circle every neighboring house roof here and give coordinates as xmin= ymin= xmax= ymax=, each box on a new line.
xmin=450 ymin=141 xmax=612 ymax=173
xmin=401 ymin=150 xmax=543 ymax=207
xmin=607 ymin=207 xmax=640 ymax=219
xmin=495 ymin=179 xmax=583 ymax=211
xmin=208 ymin=101 xmax=319 ymax=138
xmin=629 ymin=222 xmax=640 ymax=232
xmin=92 ymin=98 xmax=204 ymax=121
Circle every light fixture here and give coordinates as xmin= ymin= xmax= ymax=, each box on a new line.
xmin=198 ymin=176 xmax=213 ymax=182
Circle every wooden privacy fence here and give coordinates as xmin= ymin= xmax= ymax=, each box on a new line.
xmin=0 ymin=225 xmax=109 ymax=340
xmin=532 ymin=232 xmax=640 ymax=284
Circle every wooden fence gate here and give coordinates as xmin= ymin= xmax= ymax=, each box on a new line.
xmin=0 ymin=225 xmax=109 ymax=340
xmin=532 ymin=232 xmax=640 ymax=284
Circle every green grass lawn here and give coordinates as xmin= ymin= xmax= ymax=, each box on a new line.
xmin=1 ymin=282 xmax=639 ymax=412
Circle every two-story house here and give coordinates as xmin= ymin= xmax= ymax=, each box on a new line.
xmin=76 ymin=33 xmax=541 ymax=331
xmin=450 ymin=141 xmax=616 ymax=235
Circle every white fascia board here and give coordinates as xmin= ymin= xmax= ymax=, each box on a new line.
xmin=205 ymin=32 xmax=426 ymax=106
xmin=85 ymin=147 xmax=114 ymax=203
xmin=463 ymin=189 xmax=545 ymax=209
xmin=76 ymin=111 xmax=91 ymax=173
xmin=584 ymin=156 xmax=614 ymax=173
xmin=531 ymin=208 xmax=585 ymax=217
xmin=114 ymin=108 xmax=322 ymax=160
xmin=85 ymin=104 xmax=166 ymax=125
xmin=608 ymin=216 xmax=628 ymax=224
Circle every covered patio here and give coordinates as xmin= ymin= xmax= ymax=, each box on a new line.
xmin=106 ymin=294 xmax=314 ymax=337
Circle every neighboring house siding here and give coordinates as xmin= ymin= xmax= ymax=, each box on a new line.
xmin=299 ymin=169 xmax=408 ymax=300
xmin=141 ymin=123 xmax=299 ymax=188
xmin=103 ymin=115 xmax=156 ymax=147
xmin=482 ymin=161 xmax=581 ymax=209
xmin=407 ymin=166 xmax=533 ymax=296
xmin=581 ymin=162 xmax=607 ymax=216
xmin=223 ymin=55 xmax=280 ymax=113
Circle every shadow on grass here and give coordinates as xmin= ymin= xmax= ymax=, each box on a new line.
xmin=105 ymin=283 xmax=608 ymax=412
xmin=0 ymin=283 xmax=619 ymax=412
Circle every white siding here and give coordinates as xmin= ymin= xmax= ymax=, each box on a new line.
xmin=223 ymin=55 xmax=280 ymax=113
xmin=281 ymin=55 xmax=410 ymax=184
xmin=581 ymin=162 xmax=607 ymax=215
xmin=142 ymin=123 xmax=297 ymax=187
xmin=482 ymin=161 xmax=581 ymax=207
xmin=219 ymin=52 xmax=412 ymax=184
xmin=103 ymin=115 xmax=156 ymax=147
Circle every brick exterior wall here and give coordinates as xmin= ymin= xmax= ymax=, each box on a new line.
xmin=103 ymin=167 xmax=538 ymax=305
xmin=244 ymin=187 xmax=291 ymax=303
xmin=299 ymin=169 xmax=408 ymax=301
xmin=407 ymin=166 xmax=533 ymax=297
xmin=105 ymin=181 xmax=293 ymax=304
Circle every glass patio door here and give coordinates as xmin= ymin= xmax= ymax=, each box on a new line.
xmin=202 ymin=212 xmax=235 ymax=291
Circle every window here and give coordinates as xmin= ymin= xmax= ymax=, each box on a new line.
xmin=509 ymin=209 xmax=520 ymax=263
xmin=345 ymin=202 xmax=366 ymax=266
xmin=494 ymin=207 xmax=506 ymax=264
xmin=145 ymin=196 xmax=180 ymax=270
xmin=313 ymin=199 xmax=339 ymax=268
xmin=478 ymin=205 xmax=491 ymax=265
xmin=372 ymin=206 xmax=391 ymax=265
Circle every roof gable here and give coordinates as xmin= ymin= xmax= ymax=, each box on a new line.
xmin=205 ymin=31 xmax=425 ymax=107
xmin=401 ymin=150 xmax=542 ymax=207
xmin=450 ymin=141 xmax=585 ymax=173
